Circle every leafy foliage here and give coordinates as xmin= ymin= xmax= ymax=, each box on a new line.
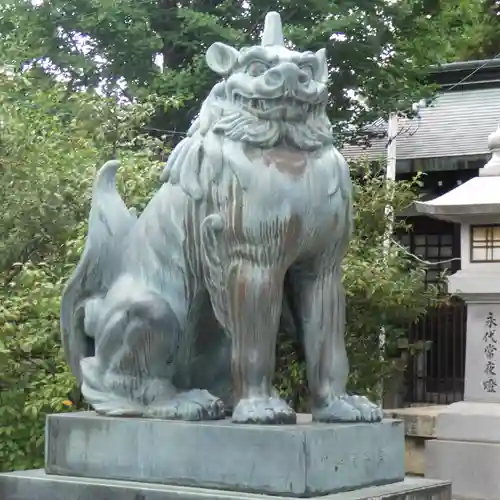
xmin=344 ymin=167 xmax=439 ymax=394
xmin=426 ymin=0 xmax=500 ymax=61
xmin=0 ymin=71 xmax=171 ymax=471
xmin=0 ymin=0 xmax=457 ymax=137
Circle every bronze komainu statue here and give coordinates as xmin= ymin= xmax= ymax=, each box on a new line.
xmin=61 ymin=11 xmax=382 ymax=424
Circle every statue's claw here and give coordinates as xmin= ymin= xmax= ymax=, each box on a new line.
xmin=232 ymin=396 xmax=296 ymax=425
xmin=341 ymin=394 xmax=383 ymax=422
xmin=147 ymin=389 xmax=225 ymax=421
xmin=312 ymin=393 xmax=382 ymax=423
xmin=312 ymin=396 xmax=361 ymax=423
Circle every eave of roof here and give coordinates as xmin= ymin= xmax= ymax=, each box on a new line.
xmin=342 ymin=58 xmax=500 ymax=163
xmin=430 ymin=58 xmax=500 ymax=90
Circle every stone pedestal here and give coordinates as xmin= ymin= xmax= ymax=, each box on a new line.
xmin=0 ymin=471 xmax=451 ymax=500
xmin=0 ymin=412 xmax=451 ymax=500
xmin=44 ymin=412 xmax=404 ymax=496
xmin=426 ymin=401 xmax=500 ymax=499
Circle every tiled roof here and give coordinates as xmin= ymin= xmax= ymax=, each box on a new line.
xmin=341 ymin=86 xmax=500 ymax=162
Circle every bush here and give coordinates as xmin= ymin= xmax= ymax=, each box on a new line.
xmin=0 ymin=71 xmax=171 ymax=471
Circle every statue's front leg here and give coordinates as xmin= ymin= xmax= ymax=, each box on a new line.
xmin=289 ymin=257 xmax=383 ymax=423
xmin=208 ymin=261 xmax=295 ymax=424
xmin=201 ymin=209 xmax=296 ymax=424
xmin=228 ymin=262 xmax=296 ymax=424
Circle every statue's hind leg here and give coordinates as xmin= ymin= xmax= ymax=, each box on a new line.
xmin=81 ymin=276 xmax=224 ymax=420
xmin=288 ymin=242 xmax=383 ymax=423
xmin=187 ymin=291 xmax=233 ymax=410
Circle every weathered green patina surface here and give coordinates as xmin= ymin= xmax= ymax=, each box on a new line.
xmin=60 ymin=11 xmax=382 ymax=425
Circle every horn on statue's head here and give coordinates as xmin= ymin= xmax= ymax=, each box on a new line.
xmin=261 ymin=12 xmax=284 ymax=47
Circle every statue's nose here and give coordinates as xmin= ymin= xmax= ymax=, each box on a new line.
xmin=264 ymin=63 xmax=310 ymax=90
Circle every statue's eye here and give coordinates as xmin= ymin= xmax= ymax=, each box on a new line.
xmin=299 ymin=64 xmax=314 ymax=79
xmin=247 ymin=61 xmax=269 ymax=77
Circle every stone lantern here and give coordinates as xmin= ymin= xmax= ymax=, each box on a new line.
xmin=415 ymin=127 xmax=500 ymax=500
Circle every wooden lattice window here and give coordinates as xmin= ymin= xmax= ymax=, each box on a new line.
xmin=470 ymin=225 xmax=500 ymax=262
xmin=400 ymin=233 xmax=454 ymax=286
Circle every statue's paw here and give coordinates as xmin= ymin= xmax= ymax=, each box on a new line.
xmin=232 ymin=396 xmax=296 ymax=425
xmin=149 ymin=389 xmax=225 ymax=421
xmin=341 ymin=394 xmax=383 ymax=422
xmin=312 ymin=397 xmax=361 ymax=423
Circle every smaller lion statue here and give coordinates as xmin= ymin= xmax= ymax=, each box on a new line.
xmin=60 ymin=11 xmax=382 ymax=425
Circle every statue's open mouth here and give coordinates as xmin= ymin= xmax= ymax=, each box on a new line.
xmin=233 ymin=94 xmax=319 ymax=120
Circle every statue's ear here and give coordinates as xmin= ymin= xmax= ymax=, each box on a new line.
xmin=206 ymin=42 xmax=239 ymax=76
xmin=315 ymin=48 xmax=328 ymax=84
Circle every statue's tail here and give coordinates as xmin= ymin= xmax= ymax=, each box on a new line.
xmin=60 ymin=160 xmax=136 ymax=383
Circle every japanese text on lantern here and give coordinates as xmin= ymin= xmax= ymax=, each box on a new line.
xmin=483 ymin=311 xmax=498 ymax=393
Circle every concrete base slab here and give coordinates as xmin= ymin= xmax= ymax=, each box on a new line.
xmin=434 ymin=401 xmax=500 ymax=442
xmin=427 ymin=439 xmax=500 ymax=500
xmin=383 ymin=406 xmax=445 ymax=475
xmin=44 ymin=412 xmax=405 ymax=497
xmin=0 ymin=470 xmax=451 ymax=500
xmin=384 ymin=406 xmax=444 ymax=438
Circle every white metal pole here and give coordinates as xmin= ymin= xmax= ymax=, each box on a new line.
xmin=379 ymin=112 xmax=398 ymax=405
xmin=384 ymin=112 xmax=398 ymax=255
xmin=385 ymin=113 xmax=398 ymax=186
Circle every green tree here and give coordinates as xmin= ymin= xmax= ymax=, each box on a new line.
xmin=0 ymin=69 xmax=176 ymax=471
xmin=416 ymin=0 xmax=500 ymax=62
xmin=0 ymin=0 xmax=456 ymax=137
